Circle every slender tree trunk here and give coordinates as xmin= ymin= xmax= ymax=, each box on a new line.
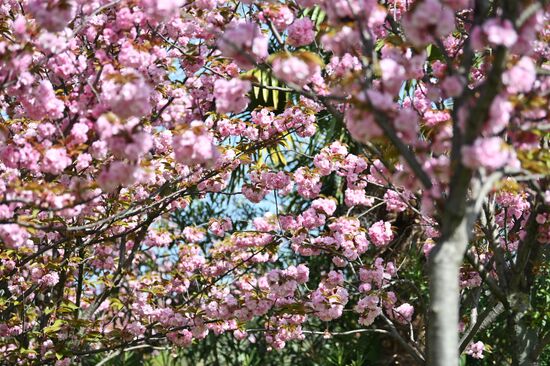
xmin=427 ymin=216 xmax=469 ymax=366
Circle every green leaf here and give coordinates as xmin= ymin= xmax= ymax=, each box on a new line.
xmin=427 ymin=43 xmax=445 ymax=62
xmin=44 ymin=319 xmax=65 ymax=335
xmin=243 ymin=68 xmax=288 ymax=111
xmin=58 ymin=300 xmax=79 ymax=313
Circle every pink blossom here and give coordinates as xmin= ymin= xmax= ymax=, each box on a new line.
xmin=384 ymin=190 xmax=409 ymax=212
xmin=55 ymin=358 xmax=72 ymax=366
xmin=379 ymin=58 xmax=406 ymax=94
xmin=311 ymin=198 xmax=337 ymax=216
xmin=37 ymin=123 xmax=57 ymax=140
xmin=327 ymin=54 xmax=362 ymax=77
xmin=423 ymin=240 xmax=436 ymax=257
xmin=345 ymin=108 xmax=382 ymax=143
xmin=368 ymin=221 xmax=394 ymax=247
xmin=461 ymin=271 xmax=482 ymax=288
xmin=209 ymin=219 xmax=233 ymax=237
xmin=183 ymin=227 xmax=205 ymax=243
xmin=392 ymin=303 xmax=414 ymax=324
xmin=167 ymin=329 xmax=193 ymax=346
xmin=218 ymin=22 xmax=269 ymax=69
xmin=40 ymin=272 xmax=60 ymax=287
xmin=139 ymin=0 xmax=185 ymax=21
xmin=101 ymin=68 xmax=153 ymax=118
xmin=482 ymin=19 xmax=518 ymax=47
xmin=98 ymin=161 xmax=141 ymax=192
xmin=257 ymin=170 xmax=292 ymax=191
xmin=296 ymin=0 xmax=319 ymax=7
xmin=471 ymin=18 xmax=518 ymax=49
xmin=355 ymin=295 xmax=382 ymax=326
xmin=461 ymin=137 xmax=512 ymax=170
xmin=287 ymin=18 xmax=315 ymax=47
xmin=173 ymin=123 xmax=219 ymax=166
xmin=21 ymin=80 xmax=65 ymax=120
xmin=295 ymin=264 xmax=310 ymax=283
xmin=118 ymin=132 xmax=153 ymax=161
xmin=90 ymin=140 xmax=109 ymax=160
xmin=323 ymin=0 xmax=378 ymax=23
xmin=144 ymin=230 xmax=172 ymax=248
xmin=194 ymin=0 xmax=217 ymax=10
xmin=366 ymin=90 xmax=394 ymax=111
xmin=75 ymin=153 xmax=92 ymax=171
xmin=496 ymin=190 xmax=531 ymax=224
xmin=402 ymin=0 xmax=455 ymax=46
xmin=466 ymin=341 xmax=485 ymax=359
xmin=272 ymin=56 xmax=319 ymax=87
xmin=345 ymin=188 xmax=374 ymax=207
xmin=0 ymin=206 xmax=14 ymax=220
xmin=294 ymin=167 xmax=321 ymax=199
xmin=242 ymin=184 xmax=268 ymax=203
xmin=394 ymin=108 xmax=420 ymax=144
xmin=280 ymin=215 xmax=299 ymax=231
xmin=42 ymin=148 xmax=72 ymax=175
xmin=12 ymin=15 xmax=27 ymax=36
xmin=502 ymin=57 xmax=537 ymax=93
xmin=70 ymin=123 xmax=89 ymax=145
xmin=49 ymin=52 xmax=85 ymax=78
xmin=27 ymin=0 xmax=76 ymax=32
xmin=441 ymin=76 xmax=464 ymax=97
xmin=310 ymin=272 xmax=349 ymax=321
xmin=214 ymin=79 xmax=251 ymax=114
xmin=259 ymin=5 xmax=294 ymax=31
xmin=484 ymin=95 xmax=513 ymax=135
xmin=0 ymin=224 xmax=30 ymax=250
xmin=126 ymin=322 xmax=146 ymax=336
xmin=118 ymin=42 xmax=156 ymax=70
xmin=443 ymin=0 xmax=472 ymax=10
xmin=432 ymin=60 xmax=447 ymax=78
xmin=321 ymin=26 xmax=361 ymax=56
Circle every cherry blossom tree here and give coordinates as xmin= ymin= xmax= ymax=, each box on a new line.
xmin=0 ymin=0 xmax=548 ymax=365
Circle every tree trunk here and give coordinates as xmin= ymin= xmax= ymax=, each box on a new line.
xmin=427 ymin=217 xmax=469 ymax=366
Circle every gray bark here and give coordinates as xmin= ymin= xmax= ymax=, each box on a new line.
xmin=427 ymin=216 xmax=469 ymax=366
